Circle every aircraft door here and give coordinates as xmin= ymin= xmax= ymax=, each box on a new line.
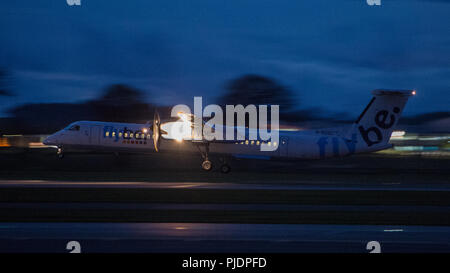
xmin=279 ymin=136 xmax=289 ymax=157
xmin=89 ymin=126 xmax=101 ymax=145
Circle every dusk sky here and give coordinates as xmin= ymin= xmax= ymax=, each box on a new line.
xmin=0 ymin=0 xmax=449 ymax=117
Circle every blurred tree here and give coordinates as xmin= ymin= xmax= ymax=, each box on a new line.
xmin=217 ymin=74 xmax=310 ymax=125
xmin=90 ymin=84 xmax=153 ymax=123
xmin=218 ymin=74 xmax=296 ymax=113
xmin=98 ymin=84 xmax=143 ymax=106
xmin=6 ymin=84 xmax=158 ymax=134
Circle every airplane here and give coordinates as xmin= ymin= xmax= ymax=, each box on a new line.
xmin=43 ymin=89 xmax=415 ymax=173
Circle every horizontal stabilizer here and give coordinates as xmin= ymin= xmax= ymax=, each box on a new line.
xmin=372 ymin=89 xmax=416 ymax=97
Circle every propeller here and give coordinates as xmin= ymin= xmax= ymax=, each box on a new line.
xmin=152 ymin=109 xmax=161 ymax=152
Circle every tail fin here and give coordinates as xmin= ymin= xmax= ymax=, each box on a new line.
xmin=352 ymin=89 xmax=415 ymax=150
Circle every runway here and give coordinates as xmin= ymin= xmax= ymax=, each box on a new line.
xmin=1 ymin=222 xmax=450 ymax=253
xmin=1 ymin=180 xmax=450 ymax=191
xmin=1 ymin=202 xmax=450 ymax=213
xmin=0 ymin=179 xmax=449 ymax=252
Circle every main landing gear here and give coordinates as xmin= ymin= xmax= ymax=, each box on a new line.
xmin=220 ymin=163 xmax=231 ymax=174
xmin=152 ymin=109 xmax=230 ymax=173
xmin=195 ymin=142 xmax=213 ymax=171
xmin=218 ymin=156 xmax=231 ymax=173
xmin=202 ymin=160 xmax=213 ymax=171
xmin=194 ymin=142 xmax=231 ymax=173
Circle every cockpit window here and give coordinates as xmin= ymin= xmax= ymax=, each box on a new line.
xmin=68 ymin=125 xmax=80 ymax=131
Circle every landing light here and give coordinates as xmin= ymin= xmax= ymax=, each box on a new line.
xmin=178 ymin=112 xmax=190 ymax=123
xmin=412 ymin=90 xmax=416 ymax=96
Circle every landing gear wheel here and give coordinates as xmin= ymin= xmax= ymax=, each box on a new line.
xmin=202 ymin=160 xmax=213 ymax=171
xmin=195 ymin=142 xmax=213 ymax=171
xmin=57 ymin=148 xmax=64 ymax=159
xmin=220 ymin=164 xmax=231 ymax=174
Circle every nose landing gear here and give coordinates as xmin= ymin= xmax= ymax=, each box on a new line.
xmin=57 ymin=147 xmax=64 ymax=159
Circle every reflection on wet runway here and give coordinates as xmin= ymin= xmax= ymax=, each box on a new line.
xmin=1 ymin=179 xmax=449 ymax=252
xmin=0 ymin=222 xmax=449 ymax=253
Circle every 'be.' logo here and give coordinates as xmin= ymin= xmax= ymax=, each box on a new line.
xmin=358 ymin=107 xmax=400 ymax=147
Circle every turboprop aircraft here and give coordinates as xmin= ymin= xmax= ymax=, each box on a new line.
xmin=43 ymin=90 xmax=415 ymax=173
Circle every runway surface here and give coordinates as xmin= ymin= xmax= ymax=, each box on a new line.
xmin=1 ymin=222 xmax=450 ymax=253
xmin=1 ymin=202 xmax=450 ymax=213
xmin=1 ymin=180 xmax=449 ymax=191
xmin=1 ymin=179 xmax=449 ymax=252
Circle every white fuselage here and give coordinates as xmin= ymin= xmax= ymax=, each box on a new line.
xmin=44 ymin=90 xmax=414 ymax=161
xmin=43 ymin=120 xmax=387 ymax=160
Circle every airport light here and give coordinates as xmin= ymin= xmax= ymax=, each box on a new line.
xmin=2 ymin=134 xmax=23 ymax=137
xmin=391 ymin=130 xmax=406 ymax=138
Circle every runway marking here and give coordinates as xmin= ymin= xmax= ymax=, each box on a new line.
xmin=383 ymin=229 xmax=404 ymax=232
xmin=170 ymin=183 xmax=203 ymax=188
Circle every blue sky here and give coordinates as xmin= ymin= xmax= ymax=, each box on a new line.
xmin=0 ymin=0 xmax=449 ymax=117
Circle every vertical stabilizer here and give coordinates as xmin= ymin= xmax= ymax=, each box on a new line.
xmin=351 ymin=89 xmax=415 ymax=150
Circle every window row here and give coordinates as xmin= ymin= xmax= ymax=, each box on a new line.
xmin=122 ymin=140 xmax=148 ymax=145
xmin=105 ymin=131 xmax=152 ymax=140
xmin=236 ymin=140 xmax=278 ymax=147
